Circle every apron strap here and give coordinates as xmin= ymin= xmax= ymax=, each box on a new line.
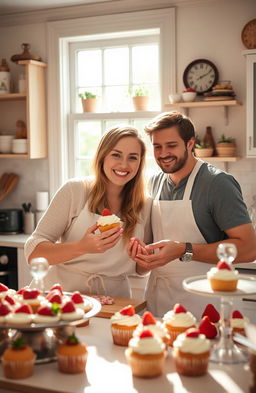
xmin=85 ymin=274 xmax=107 ymax=295
xmin=183 ymin=159 xmax=204 ymax=201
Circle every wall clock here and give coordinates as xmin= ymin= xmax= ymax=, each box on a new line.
xmin=183 ymin=59 xmax=219 ymax=94
xmin=241 ymin=19 xmax=256 ymax=49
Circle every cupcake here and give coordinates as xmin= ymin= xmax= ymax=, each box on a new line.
xmin=202 ymin=304 xmax=220 ymax=324
xmin=207 ymin=261 xmax=239 ymax=291
xmin=34 ymin=304 xmax=60 ymax=324
xmin=133 ymin=311 xmax=170 ymax=349
xmin=22 ymin=288 xmax=43 ymax=313
xmin=230 ymin=310 xmax=249 ymax=336
xmin=1 ymin=337 xmax=36 ymax=379
xmin=71 ymin=291 xmax=92 ymax=312
xmin=125 ymin=330 xmax=166 ymax=378
xmin=5 ymin=304 xmax=34 ymax=326
xmin=0 ymin=283 xmax=9 ymax=299
xmin=3 ymin=294 xmax=16 ymax=309
xmin=97 ymin=208 xmax=121 ymax=233
xmin=50 ymin=283 xmax=63 ymax=295
xmin=198 ymin=316 xmax=218 ymax=339
xmin=56 ymin=334 xmax=87 ymax=374
xmin=60 ymin=300 xmax=84 ymax=321
xmin=111 ymin=305 xmax=141 ymax=346
xmin=163 ymin=304 xmax=196 ymax=346
xmin=0 ymin=300 xmax=12 ymax=323
xmin=46 ymin=290 xmax=63 ymax=304
xmin=173 ymin=328 xmax=210 ymax=376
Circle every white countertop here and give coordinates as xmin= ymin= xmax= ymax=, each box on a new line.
xmin=0 ymin=234 xmax=29 ymax=248
xmin=0 ymin=317 xmax=252 ymax=393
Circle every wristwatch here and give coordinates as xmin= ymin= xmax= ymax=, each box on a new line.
xmin=179 ymin=242 xmax=193 ymax=262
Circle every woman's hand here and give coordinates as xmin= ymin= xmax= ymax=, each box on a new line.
xmin=128 ymin=237 xmax=149 ymax=260
xmin=77 ymin=224 xmax=123 ymax=254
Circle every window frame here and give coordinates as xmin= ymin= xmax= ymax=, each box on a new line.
xmin=47 ymin=8 xmax=176 ymax=197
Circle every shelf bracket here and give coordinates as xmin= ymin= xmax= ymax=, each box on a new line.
xmin=222 ymin=106 xmax=229 ymax=126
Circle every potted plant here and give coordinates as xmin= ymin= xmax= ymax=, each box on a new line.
xmin=194 ymin=141 xmax=214 ymax=158
xmin=132 ymin=85 xmax=149 ymax=111
xmin=216 ymin=134 xmax=236 ymax=157
xmin=79 ymin=91 xmax=98 ymax=112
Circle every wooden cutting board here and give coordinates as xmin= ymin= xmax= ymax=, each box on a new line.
xmin=92 ymin=296 xmax=147 ymax=318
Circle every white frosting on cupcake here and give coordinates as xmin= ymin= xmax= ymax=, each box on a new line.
xmin=5 ymin=313 xmax=33 ymax=325
xmin=133 ymin=322 xmax=168 ymax=339
xmin=207 ymin=267 xmax=239 ymax=281
xmin=173 ymin=333 xmax=210 ymax=354
xmin=111 ymin=312 xmax=141 ymax=326
xmin=129 ymin=335 xmax=165 ymax=354
xmin=60 ymin=308 xmax=84 ymax=321
xmin=34 ymin=314 xmax=60 ymax=324
xmin=230 ymin=317 xmax=249 ymax=329
xmin=163 ymin=310 xmax=196 ymax=327
xmin=97 ymin=214 xmax=121 ymax=226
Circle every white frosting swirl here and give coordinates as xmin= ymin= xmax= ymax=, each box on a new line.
xmin=129 ymin=335 xmax=165 ymax=354
xmin=5 ymin=313 xmax=33 ymax=325
xmin=61 ymin=308 xmax=84 ymax=320
xmin=133 ymin=322 xmax=168 ymax=339
xmin=34 ymin=314 xmax=60 ymax=324
xmin=230 ymin=317 xmax=249 ymax=329
xmin=163 ymin=310 xmax=196 ymax=327
xmin=111 ymin=312 xmax=141 ymax=326
xmin=207 ymin=267 xmax=239 ymax=280
xmin=173 ymin=333 xmax=210 ymax=354
xmin=97 ymin=214 xmax=121 ymax=226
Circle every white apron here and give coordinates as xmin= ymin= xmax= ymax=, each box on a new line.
xmin=145 ymin=159 xmax=219 ymax=318
xmin=30 ymin=202 xmax=144 ymax=298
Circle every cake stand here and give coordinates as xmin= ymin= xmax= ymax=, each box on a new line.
xmin=0 ymin=295 xmax=101 ymax=364
xmin=183 ymin=274 xmax=256 ymax=364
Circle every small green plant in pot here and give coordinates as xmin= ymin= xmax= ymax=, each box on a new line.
xmin=194 ymin=141 xmax=214 ymax=158
xmin=216 ymin=134 xmax=236 ymax=157
xmin=131 ymin=85 xmax=149 ymax=111
xmin=79 ymin=91 xmax=98 ymax=112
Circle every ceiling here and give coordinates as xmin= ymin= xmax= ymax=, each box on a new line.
xmin=0 ymin=0 xmax=114 ymax=15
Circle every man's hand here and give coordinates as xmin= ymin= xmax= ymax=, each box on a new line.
xmin=133 ymin=240 xmax=185 ymax=270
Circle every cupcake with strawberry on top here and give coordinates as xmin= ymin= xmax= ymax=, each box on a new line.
xmin=3 ymin=294 xmax=17 ymax=310
xmin=60 ymin=300 xmax=84 ymax=321
xmin=56 ymin=334 xmax=88 ymax=374
xmin=110 ymin=305 xmax=141 ymax=346
xmin=0 ymin=283 xmax=15 ymax=299
xmin=22 ymin=288 xmax=44 ymax=313
xmin=46 ymin=290 xmax=63 ymax=305
xmin=5 ymin=304 xmax=34 ymax=326
xmin=50 ymin=283 xmax=63 ymax=295
xmin=230 ymin=310 xmax=249 ymax=337
xmin=97 ymin=208 xmax=121 ymax=233
xmin=133 ymin=311 xmax=170 ymax=349
xmin=71 ymin=291 xmax=92 ymax=313
xmin=207 ymin=260 xmax=239 ymax=291
xmin=34 ymin=303 xmax=60 ymax=324
xmin=0 ymin=300 xmax=12 ymax=324
xmin=163 ymin=303 xmax=196 ymax=346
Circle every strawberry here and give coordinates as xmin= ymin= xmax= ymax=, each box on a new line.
xmin=4 ymin=295 xmax=15 ymax=306
xmin=173 ymin=303 xmax=187 ymax=314
xmin=37 ymin=305 xmax=54 ymax=316
xmin=66 ymin=334 xmax=79 ymax=345
xmin=217 ymin=261 xmax=231 ymax=270
xmin=199 ymin=316 xmax=218 ymax=339
xmin=142 ymin=311 xmax=156 ymax=326
xmin=71 ymin=291 xmax=84 ymax=304
xmin=50 ymin=283 xmax=63 ymax=295
xmin=0 ymin=301 xmax=11 ymax=316
xmin=185 ymin=328 xmax=200 ymax=338
xmin=61 ymin=301 xmax=76 ymax=313
xmin=15 ymin=304 xmax=33 ymax=314
xmin=23 ymin=289 xmax=41 ymax=300
xmin=120 ymin=305 xmax=135 ymax=316
xmin=102 ymin=208 xmax=112 ymax=216
xmin=0 ymin=283 xmax=8 ymax=292
xmin=46 ymin=291 xmax=62 ymax=304
xmin=232 ymin=310 xmax=243 ymax=319
xmin=202 ymin=304 xmax=220 ymax=323
xmin=17 ymin=286 xmax=29 ymax=295
xmin=140 ymin=330 xmax=154 ymax=339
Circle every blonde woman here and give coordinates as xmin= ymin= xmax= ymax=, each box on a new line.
xmin=25 ymin=126 xmax=151 ymax=297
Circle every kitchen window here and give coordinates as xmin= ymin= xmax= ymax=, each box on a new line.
xmin=47 ymin=8 xmax=175 ymax=195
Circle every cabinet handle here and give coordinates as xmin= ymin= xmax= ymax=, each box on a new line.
xmin=0 ymin=254 xmax=8 ymax=265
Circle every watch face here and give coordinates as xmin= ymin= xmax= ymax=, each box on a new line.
xmin=183 ymin=59 xmax=219 ymax=94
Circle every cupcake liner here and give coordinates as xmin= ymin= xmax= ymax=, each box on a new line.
xmin=209 ymin=278 xmax=238 ymax=291
xmin=2 ymin=356 xmax=36 ymax=379
xmin=125 ymin=348 xmax=166 ymax=378
xmin=57 ymin=353 xmax=87 ymax=374
xmin=111 ymin=324 xmax=137 ymax=346
xmin=165 ymin=325 xmax=195 ymax=346
xmin=173 ymin=349 xmax=209 ymax=376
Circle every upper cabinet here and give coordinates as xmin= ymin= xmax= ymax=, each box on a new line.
xmin=244 ymin=50 xmax=256 ymax=157
xmin=0 ymin=60 xmax=47 ymax=159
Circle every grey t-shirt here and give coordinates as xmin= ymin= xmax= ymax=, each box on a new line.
xmin=149 ymin=162 xmax=251 ymax=244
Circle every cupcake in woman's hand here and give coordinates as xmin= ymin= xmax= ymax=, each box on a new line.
xmin=173 ymin=328 xmax=210 ymax=376
xmin=202 ymin=304 xmax=220 ymax=324
xmin=111 ymin=305 xmax=141 ymax=346
xmin=5 ymin=304 xmax=33 ymax=326
xmin=163 ymin=304 xmax=196 ymax=346
xmin=125 ymin=330 xmax=167 ymax=378
xmin=230 ymin=310 xmax=249 ymax=337
xmin=0 ymin=300 xmax=12 ymax=324
xmin=97 ymin=208 xmax=121 ymax=233
xmin=207 ymin=261 xmax=239 ymax=291
xmin=133 ymin=311 xmax=170 ymax=349
xmin=56 ymin=334 xmax=88 ymax=374
xmin=2 ymin=337 xmax=36 ymax=379
xmin=198 ymin=316 xmax=218 ymax=339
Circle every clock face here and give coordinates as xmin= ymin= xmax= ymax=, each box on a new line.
xmin=241 ymin=19 xmax=256 ymax=49
xmin=183 ymin=59 xmax=219 ymax=94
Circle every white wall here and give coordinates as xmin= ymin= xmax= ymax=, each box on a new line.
xmin=0 ymin=0 xmax=256 ymax=211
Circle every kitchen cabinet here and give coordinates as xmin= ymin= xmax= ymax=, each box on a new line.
xmin=0 ymin=60 xmax=47 ymax=159
xmin=244 ymin=50 xmax=256 ymax=156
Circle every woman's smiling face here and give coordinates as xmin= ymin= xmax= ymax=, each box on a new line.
xmin=103 ymin=136 xmax=142 ymax=188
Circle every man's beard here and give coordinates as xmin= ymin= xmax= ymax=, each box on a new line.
xmin=157 ymin=149 xmax=188 ymax=174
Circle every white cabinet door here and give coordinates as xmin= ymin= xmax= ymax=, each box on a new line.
xmin=17 ymin=248 xmax=31 ymax=288
xmin=246 ymin=51 xmax=256 ymax=156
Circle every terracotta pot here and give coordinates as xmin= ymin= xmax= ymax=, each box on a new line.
xmin=81 ymin=98 xmax=98 ymax=112
xmin=216 ymin=142 xmax=236 ymax=157
xmin=132 ymin=96 xmax=149 ymax=111
xmin=194 ymin=148 xmax=214 ymax=158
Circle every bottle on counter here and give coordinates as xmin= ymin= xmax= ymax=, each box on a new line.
xmin=203 ymin=126 xmax=216 ymax=155
xmin=0 ymin=59 xmax=11 ymax=94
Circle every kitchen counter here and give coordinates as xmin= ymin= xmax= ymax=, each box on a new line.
xmin=0 ymin=317 xmax=252 ymax=393
xmin=0 ymin=234 xmax=29 ymax=248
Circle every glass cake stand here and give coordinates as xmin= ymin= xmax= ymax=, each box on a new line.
xmin=183 ymin=274 xmax=256 ymax=364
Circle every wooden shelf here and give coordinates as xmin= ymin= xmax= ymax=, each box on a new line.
xmin=0 ymin=154 xmax=28 ymax=158
xmin=197 ymin=156 xmax=240 ymax=162
xmin=165 ymin=100 xmax=242 ymax=125
xmin=0 ymin=93 xmax=26 ymax=101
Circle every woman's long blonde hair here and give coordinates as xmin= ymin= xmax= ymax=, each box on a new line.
xmin=88 ymin=126 xmax=146 ymax=241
